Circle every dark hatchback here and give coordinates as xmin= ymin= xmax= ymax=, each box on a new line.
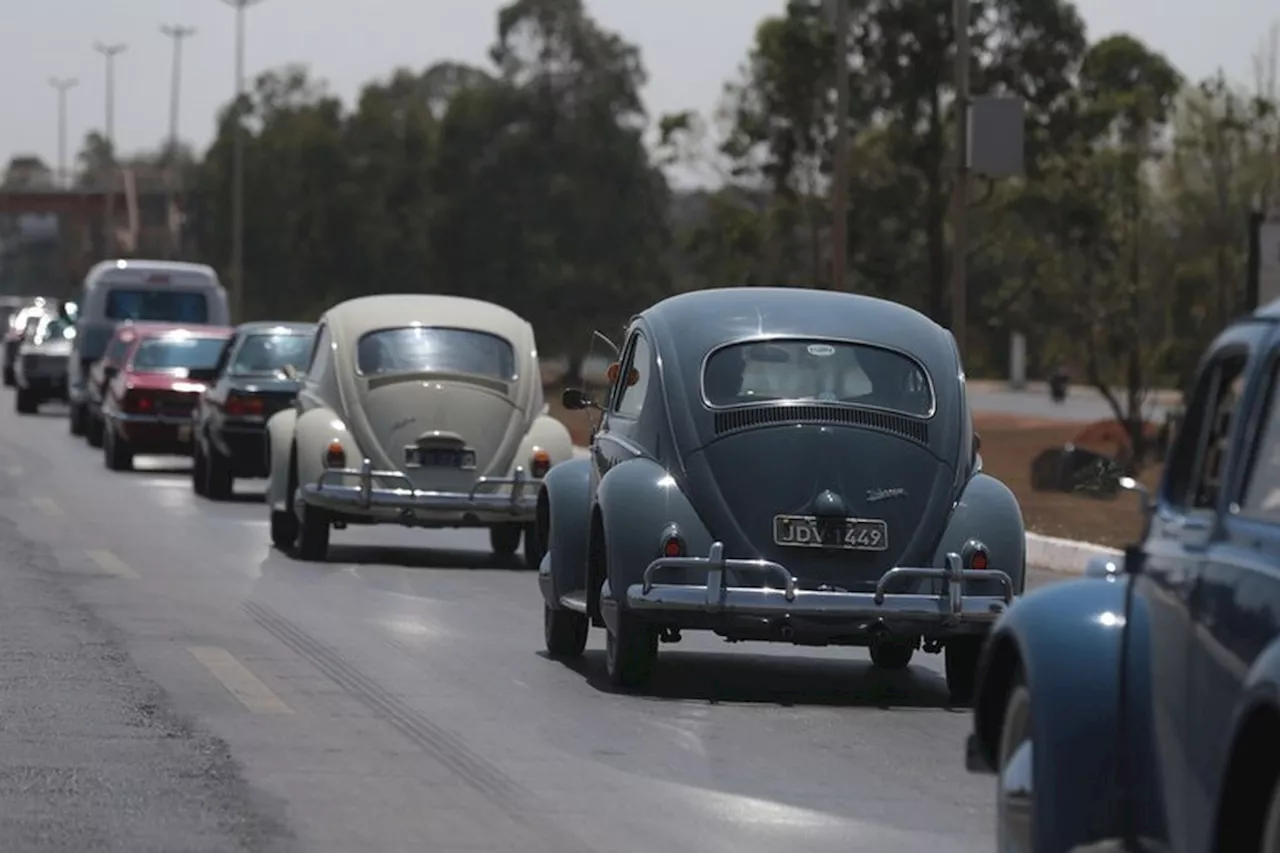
xmin=192 ymin=322 xmax=316 ymax=500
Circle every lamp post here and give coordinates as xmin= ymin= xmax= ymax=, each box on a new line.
xmin=48 ymin=77 xmax=78 ymax=188
xmin=161 ymin=25 xmax=196 ymax=257
xmin=92 ymin=42 xmax=127 ymax=153
xmin=830 ymin=0 xmax=849 ymax=291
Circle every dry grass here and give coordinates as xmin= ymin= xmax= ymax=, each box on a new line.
xmin=543 ymin=383 xmax=1157 ymax=549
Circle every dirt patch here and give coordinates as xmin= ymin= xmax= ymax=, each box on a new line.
xmin=541 ymin=380 xmax=1156 ymax=549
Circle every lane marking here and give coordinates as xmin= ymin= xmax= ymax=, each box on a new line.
xmin=31 ymin=497 xmax=62 ymax=516
xmin=85 ymin=549 xmax=140 ymax=579
xmin=188 ymin=646 xmax=294 ymax=715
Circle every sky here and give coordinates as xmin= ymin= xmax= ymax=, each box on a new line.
xmin=2 ymin=0 xmax=1277 ymax=183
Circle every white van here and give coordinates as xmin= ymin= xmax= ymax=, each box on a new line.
xmin=68 ymin=259 xmax=230 ymax=434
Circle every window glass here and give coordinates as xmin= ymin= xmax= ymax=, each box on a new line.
xmin=356 ymin=327 xmax=515 ymax=381
xmin=702 ymin=339 xmax=934 ymax=417
xmin=1166 ymin=352 xmax=1248 ymax=509
xmin=1241 ymin=360 xmax=1280 ymax=521
xmin=131 ymin=336 xmax=226 ymax=372
xmin=105 ymin=288 xmax=208 ymax=323
xmin=230 ymin=333 xmax=313 ymax=376
xmin=613 ymin=334 xmax=651 ymax=418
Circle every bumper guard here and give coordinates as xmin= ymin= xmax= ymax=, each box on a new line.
xmin=628 ymin=542 xmax=1014 ymax=626
xmin=301 ymin=458 xmax=540 ymax=517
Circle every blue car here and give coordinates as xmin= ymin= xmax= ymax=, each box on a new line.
xmin=965 ymin=301 xmax=1280 ymax=852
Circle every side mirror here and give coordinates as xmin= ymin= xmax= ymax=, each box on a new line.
xmin=561 ymin=387 xmax=594 ymax=410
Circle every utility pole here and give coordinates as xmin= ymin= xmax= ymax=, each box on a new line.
xmin=951 ymin=0 xmax=971 ymax=359
xmin=93 ymin=42 xmax=127 ymax=153
xmin=49 ymin=77 xmax=78 ymax=188
xmin=220 ymin=0 xmax=266 ymax=323
xmin=830 ymin=0 xmax=850 ymax=291
xmin=161 ymin=25 xmax=196 ymax=258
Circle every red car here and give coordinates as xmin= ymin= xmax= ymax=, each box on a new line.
xmin=100 ymin=324 xmax=234 ymax=471
xmin=81 ymin=323 xmax=141 ymax=446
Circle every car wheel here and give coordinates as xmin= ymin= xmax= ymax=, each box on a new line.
xmin=103 ymin=426 xmax=133 ymax=471
xmin=604 ymin=606 xmax=659 ymax=690
xmin=69 ymin=403 xmax=84 ymax=436
xmin=14 ymin=387 xmax=37 ymax=414
xmin=946 ymin=635 xmax=983 ymax=705
xmin=2 ymin=365 xmax=13 ymax=387
xmin=996 ymin=673 xmax=1034 ymax=852
xmin=489 ymin=523 xmax=522 ymax=558
xmin=86 ymin=415 xmax=104 ymax=447
xmin=270 ymin=510 xmax=299 ymax=551
xmin=544 ymin=604 xmax=588 ymax=660
xmin=294 ymin=502 xmax=330 ymax=561
xmin=869 ymin=639 xmax=915 ymax=670
xmin=1261 ymin=772 xmax=1280 ymax=853
xmin=205 ymin=442 xmax=234 ymax=500
xmin=192 ymin=441 xmax=208 ymax=496
xmin=522 ymin=522 xmax=544 ymax=571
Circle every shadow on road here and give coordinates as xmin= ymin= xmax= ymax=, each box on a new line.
xmin=316 ymin=543 xmax=535 ymax=573
xmin=551 ymin=647 xmax=961 ymax=710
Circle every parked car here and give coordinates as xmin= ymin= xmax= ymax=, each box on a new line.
xmin=99 ymin=324 xmax=233 ymax=471
xmin=538 ymin=287 xmax=1023 ymax=694
xmin=69 ymin=260 xmax=230 ymax=436
xmin=964 ymin=301 xmax=1280 ymax=852
xmin=264 ymin=294 xmax=573 ymax=562
xmin=192 ymin=322 xmax=315 ymax=500
xmin=13 ymin=313 xmax=74 ymax=413
xmin=3 ymin=299 xmax=54 ymax=386
xmin=81 ymin=323 xmax=142 ymax=446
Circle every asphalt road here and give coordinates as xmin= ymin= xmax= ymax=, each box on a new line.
xmin=0 ymin=396 xmax=1065 ymax=852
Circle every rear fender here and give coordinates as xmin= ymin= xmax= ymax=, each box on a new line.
xmin=515 ymin=414 xmax=574 ymax=472
xmin=596 ymin=458 xmax=711 ymax=605
xmin=293 ymin=408 xmax=349 ymax=503
xmin=264 ymin=409 xmax=298 ymax=511
xmin=539 ymin=457 xmax=593 ymax=607
xmin=932 ymin=472 xmax=1026 ymax=595
xmin=971 ymin=575 xmax=1160 ymax=852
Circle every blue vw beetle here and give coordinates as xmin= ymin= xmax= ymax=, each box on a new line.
xmin=536 ymin=287 xmax=1024 ymax=698
xmin=965 ymin=301 xmax=1280 ymax=852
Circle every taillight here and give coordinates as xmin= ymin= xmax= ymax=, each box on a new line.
xmin=123 ymin=389 xmax=155 ymax=413
xmin=659 ymin=524 xmax=685 ymax=558
xmin=323 ymin=439 xmax=346 ymax=468
xmin=963 ymin=539 xmax=989 ymax=570
xmin=225 ymin=393 xmax=265 ymax=417
xmin=531 ymin=447 xmax=551 ymax=478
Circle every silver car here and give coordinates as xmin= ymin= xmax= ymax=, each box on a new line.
xmin=14 ymin=313 xmax=73 ymax=414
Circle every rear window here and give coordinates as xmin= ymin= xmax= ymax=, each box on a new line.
xmin=356 ymin=327 xmax=516 ymax=381
xmin=702 ymin=339 xmax=934 ymax=417
xmin=230 ymin=333 xmax=313 ymax=376
xmin=131 ymin=336 xmax=226 ymax=372
xmin=106 ymin=288 xmax=208 ymax=323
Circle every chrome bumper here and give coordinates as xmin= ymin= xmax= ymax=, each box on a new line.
xmin=109 ymin=412 xmax=193 ymax=425
xmin=300 ymin=457 xmax=540 ymax=519
xmin=627 ymin=542 xmax=1014 ymax=627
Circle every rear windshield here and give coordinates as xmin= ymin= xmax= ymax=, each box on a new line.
xmin=106 ymin=288 xmax=208 ymax=323
xmin=230 ymin=333 xmax=313 ymax=376
xmin=131 ymin=336 xmax=226 ymax=372
xmin=702 ymin=339 xmax=934 ymax=417
xmin=356 ymin=327 xmax=516 ymax=381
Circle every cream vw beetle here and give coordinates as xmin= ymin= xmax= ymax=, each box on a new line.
xmin=265 ymin=294 xmax=573 ymax=563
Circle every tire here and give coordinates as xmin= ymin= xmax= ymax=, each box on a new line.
xmin=604 ymin=606 xmax=658 ymax=690
xmin=294 ymin=502 xmax=329 ymax=561
xmin=489 ymin=523 xmax=522 ymax=558
xmin=522 ymin=522 xmax=544 ymax=570
xmin=192 ymin=441 xmax=208 ymax=496
xmin=946 ymin=635 xmax=984 ymax=705
xmin=69 ymin=403 xmax=84 ymax=436
xmin=2 ymin=365 xmax=13 ymax=387
xmin=270 ymin=510 xmax=298 ymax=551
xmin=14 ymin=388 xmax=37 ymax=414
xmin=869 ymin=639 xmax=915 ymax=670
xmin=205 ymin=441 xmax=234 ymax=501
xmin=544 ymin=604 xmax=588 ymax=660
xmin=996 ymin=674 xmax=1034 ymax=852
xmin=103 ymin=425 xmax=133 ymax=471
xmin=86 ymin=414 xmax=104 ymax=448
xmin=1262 ymin=773 xmax=1280 ymax=853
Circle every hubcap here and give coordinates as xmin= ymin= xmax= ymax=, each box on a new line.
xmin=997 ymin=684 xmax=1034 ymax=852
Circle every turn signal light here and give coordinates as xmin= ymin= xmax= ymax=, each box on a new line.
xmin=225 ymin=393 xmax=264 ymax=417
xmin=324 ymin=439 xmax=346 ymax=468
xmin=531 ymin=448 xmax=551 ymax=478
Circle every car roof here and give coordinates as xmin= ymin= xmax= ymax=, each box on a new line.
xmin=324 ymin=294 xmax=530 ymax=343
xmin=86 ymin=259 xmax=217 ymax=280
xmin=127 ymin=322 xmax=234 ymax=339
xmin=234 ymin=321 xmax=316 ymax=336
xmin=642 ymin=287 xmax=956 ymax=372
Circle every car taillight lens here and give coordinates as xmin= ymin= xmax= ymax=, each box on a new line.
xmin=969 ymin=549 xmax=989 ymax=570
xmin=531 ymin=448 xmax=551 ymax=478
xmin=324 ymin=440 xmax=345 ymax=468
xmin=123 ymin=390 xmax=155 ymax=413
xmin=225 ymin=393 xmax=264 ymax=417
xmin=662 ymin=537 xmax=684 ymax=558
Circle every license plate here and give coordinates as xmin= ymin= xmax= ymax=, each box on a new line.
xmin=772 ymin=514 xmax=888 ymax=551
xmin=405 ymin=446 xmax=476 ymax=469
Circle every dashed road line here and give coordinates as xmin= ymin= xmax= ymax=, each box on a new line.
xmin=31 ymin=497 xmax=62 ymax=516
xmin=188 ymin=646 xmax=294 ymax=715
xmin=85 ymin=549 xmax=140 ymax=579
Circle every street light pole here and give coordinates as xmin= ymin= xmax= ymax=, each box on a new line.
xmin=220 ymin=0 xmax=266 ymax=323
xmin=93 ymin=42 xmax=127 ymax=154
xmin=161 ymin=25 xmax=196 ymax=258
xmin=49 ymin=77 xmax=78 ymax=188
xmin=831 ymin=0 xmax=849 ymax=291
xmin=951 ymin=0 xmax=971 ymax=359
